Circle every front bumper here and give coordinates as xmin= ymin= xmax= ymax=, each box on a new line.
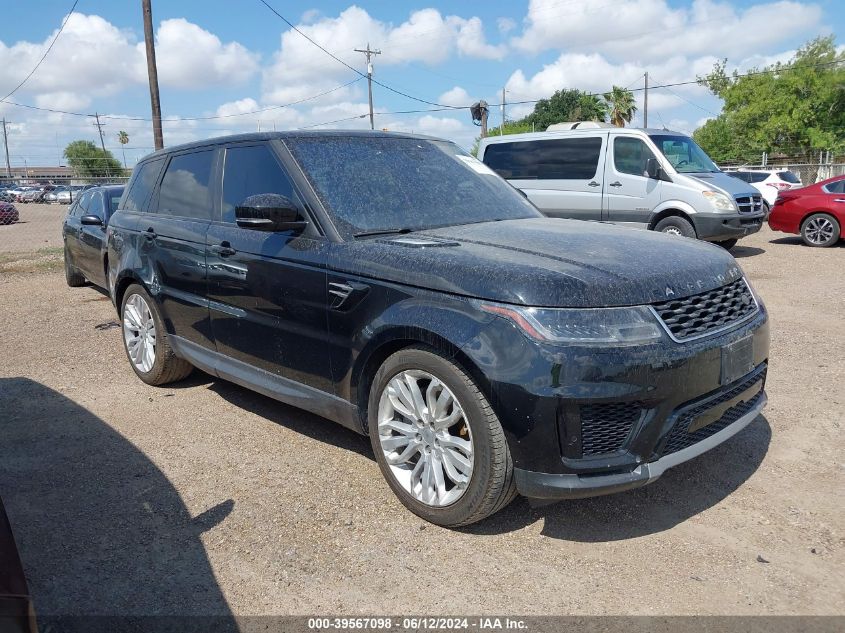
xmin=694 ymin=212 xmax=764 ymax=242
xmin=515 ymin=390 xmax=766 ymax=499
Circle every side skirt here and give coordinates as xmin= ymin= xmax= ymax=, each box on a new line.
xmin=169 ymin=335 xmax=365 ymax=435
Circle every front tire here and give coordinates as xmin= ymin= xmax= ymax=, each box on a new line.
xmin=64 ymin=246 xmax=86 ymax=287
xmin=368 ymin=347 xmax=516 ymax=527
xmin=801 ymin=213 xmax=840 ymax=247
xmin=120 ymin=283 xmax=192 ymax=385
xmin=654 ymin=216 xmax=697 ymax=239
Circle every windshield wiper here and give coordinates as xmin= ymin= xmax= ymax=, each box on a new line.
xmin=353 ymin=227 xmax=415 ymax=239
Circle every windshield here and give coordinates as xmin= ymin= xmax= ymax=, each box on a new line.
xmin=285 ymin=136 xmax=540 ymax=238
xmin=649 ymin=134 xmax=720 ymax=173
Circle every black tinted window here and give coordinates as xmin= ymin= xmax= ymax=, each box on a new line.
xmin=613 ymin=137 xmax=656 ymax=176
xmin=778 ymin=171 xmax=801 ymax=184
xmin=824 ymin=179 xmax=845 ymax=193
xmin=482 ymin=137 xmax=603 ymax=180
xmin=106 ymin=189 xmax=124 ymax=216
xmin=286 ymin=137 xmax=539 ymax=238
xmin=74 ymin=191 xmax=92 ymax=216
xmin=87 ymin=192 xmax=105 ymax=218
xmin=157 ymin=151 xmax=214 ymax=219
xmin=123 ymin=158 xmax=164 ymax=212
xmin=731 ymin=172 xmax=751 ymax=182
xmin=222 ymin=145 xmax=298 ymax=223
xmin=748 ymin=172 xmax=769 ymax=183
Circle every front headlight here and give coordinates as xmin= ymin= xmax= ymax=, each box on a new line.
xmin=480 ymin=304 xmax=663 ymax=346
xmin=702 ymin=190 xmax=737 ymax=212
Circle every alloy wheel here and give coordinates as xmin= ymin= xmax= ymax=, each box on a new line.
xmin=804 ymin=216 xmax=835 ymax=245
xmin=377 ymin=370 xmax=474 ymax=507
xmin=123 ymin=294 xmax=156 ymax=373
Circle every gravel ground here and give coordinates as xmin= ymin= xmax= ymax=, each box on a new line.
xmin=0 ymin=202 xmax=67 ymax=253
xmin=0 ymin=215 xmax=842 ymax=618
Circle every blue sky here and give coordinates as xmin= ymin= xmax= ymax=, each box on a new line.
xmin=0 ymin=0 xmax=840 ymax=167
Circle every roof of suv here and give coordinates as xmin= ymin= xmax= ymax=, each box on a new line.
xmin=138 ymin=130 xmax=444 ymax=163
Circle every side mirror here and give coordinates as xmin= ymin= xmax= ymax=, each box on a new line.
xmin=646 ymin=158 xmax=665 ymax=180
xmin=80 ymin=215 xmax=103 ymax=226
xmin=235 ymin=194 xmax=307 ymax=232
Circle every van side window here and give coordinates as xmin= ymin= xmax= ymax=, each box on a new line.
xmin=613 ymin=137 xmax=657 ymax=177
xmin=123 ymin=158 xmax=164 ymax=212
xmin=221 ymin=145 xmax=300 ymax=223
xmin=157 ymin=150 xmax=215 ymax=220
xmin=482 ymin=138 xmax=603 ymax=180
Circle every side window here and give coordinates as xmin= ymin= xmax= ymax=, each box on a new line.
xmin=222 ymin=145 xmax=300 ymax=223
xmin=74 ymin=191 xmax=92 ymax=217
xmin=123 ymin=158 xmax=164 ymax=212
xmin=749 ymin=173 xmax=768 ymax=183
xmin=824 ymin=179 xmax=845 ymax=194
xmin=613 ymin=137 xmax=657 ymax=177
xmin=156 ymin=150 xmax=215 ymax=220
xmin=482 ymin=137 xmax=603 ymax=180
xmin=87 ymin=192 xmax=105 ymax=219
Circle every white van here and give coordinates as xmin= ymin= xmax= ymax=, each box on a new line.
xmin=478 ymin=127 xmax=765 ymax=248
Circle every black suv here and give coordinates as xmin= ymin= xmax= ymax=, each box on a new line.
xmin=107 ymin=132 xmax=769 ymax=527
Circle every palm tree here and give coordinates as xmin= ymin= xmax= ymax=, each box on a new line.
xmin=117 ymin=130 xmax=129 ymax=171
xmin=604 ymin=86 xmax=638 ymax=127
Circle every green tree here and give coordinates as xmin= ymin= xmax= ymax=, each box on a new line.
xmin=63 ymin=140 xmax=123 ymax=178
xmin=695 ymin=36 xmax=845 ymax=162
xmin=525 ymin=89 xmax=607 ymax=130
xmin=117 ymin=130 xmax=129 ymax=170
xmin=604 ymin=85 xmax=638 ymax=127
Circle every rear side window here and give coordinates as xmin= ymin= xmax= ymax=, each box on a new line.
xmin=613 ymin=137 xmax=656 ymax=177
xmin=482 ymin=137 xmax=603 ymax=180
xmin=748 ymin=172 xmax=769 ymax=183
xmin=823 ymin=179 xmax=845 ymax=193
xmin=157 ymin=150 xmax=215 ymax=220
xmin=730 ymin=172 xmax=750 ymax=182
xmin=222 ymin=145 xmax=300 ymax=223
xmin=778 ymin=171 xmax=801 ymax=184
xmin=123 ymin=158 xmax=164 ymax=212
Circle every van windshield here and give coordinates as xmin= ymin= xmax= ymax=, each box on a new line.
xmin=286 ymin=136 xmax=540 ymax=238
xmin=649 ymin=134 xmax=720 ymax=174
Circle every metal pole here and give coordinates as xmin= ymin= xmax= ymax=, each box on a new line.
xmin=142 ymin=0 xmax=164 ymax=150
xmin=501 ymin=87 xmax=506 ymax=135
xmin=1 ymin=118 xmax=11 ymax=178
xmin=355 ymin=44 xmax=381 ymax=130
xmin=643 ymin=72 xmax=649 ymax=128
xmin=480 ymin=106 xmax=488 ymax=138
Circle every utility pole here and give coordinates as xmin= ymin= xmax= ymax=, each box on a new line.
xmin=354 ymin=44 xmax=381 ymax=130
xmin=643 ymin=72 xmax=649 ymax=128
xmin=142 ymin=0 xmax=164 ymax=150
xmin=470 ymin=101 xmax=489 ymax=137
xmin=501 ymin=87 xmax=506 ymax=135
xmin=1 ymin=118 xmax=11 ymax=178
xmin=93 ymin=113 xmax=110 ymax=176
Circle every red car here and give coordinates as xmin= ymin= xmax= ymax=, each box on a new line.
xmin=0 ymin=201 xmax=19 ymax=225
xmin=768 ymin=175 xmax=845 ymax=247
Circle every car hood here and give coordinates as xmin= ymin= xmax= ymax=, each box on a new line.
xmin=327 ymin=218 xmax=744 ymax=307
xmin=687 ymin=171 xmax=759 ymax=198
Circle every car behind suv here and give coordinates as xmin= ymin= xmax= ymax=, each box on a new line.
xmin=107 ymin=132 xmax=770 ymax=527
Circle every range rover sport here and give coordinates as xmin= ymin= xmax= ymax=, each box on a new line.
xmin=107 ymin=131 xmax=769 ymax=527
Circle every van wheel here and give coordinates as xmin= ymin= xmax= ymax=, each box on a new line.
xmin=368 ymin=347 xmax=516 ymax=527
xmin=120 ymin=283 xmax=193 ymax=385
xmin=654 ymin=216 xmax=696 ymax=238
xmin=715 ymin=239 xmax=738 ymax=250
xmin=801 ymin=213 xmax=840 ymax=247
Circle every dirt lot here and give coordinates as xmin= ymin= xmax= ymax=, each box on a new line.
xmin=0 ymin=205 xmax=842 ymax=617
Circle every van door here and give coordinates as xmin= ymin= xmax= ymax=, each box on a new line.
xmin=142 ymin=148 xmax=217 ymax=349
xmin=482 ymin=135 xmax=607 ymax=221
xmin=604 ymin=135 xmax=662 ymax=226
xmin=205 ymin=142 xmax=333 ymax=394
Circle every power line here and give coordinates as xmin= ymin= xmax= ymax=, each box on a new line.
xmin=0 ymin=0 xmax=80 ymax=104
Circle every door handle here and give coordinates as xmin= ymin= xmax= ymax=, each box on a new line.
xmin=588 ymin=181 xmax=601 ymax=187
xmin=609 ymin=181 xmax=622 ymax=187
xmin=211 ymin=241 xmax=236 ymax=257
xmin=834 ymin=198 xmax=845 ymax=203
xmin=143 ymin=227 xmax=157 ymax=240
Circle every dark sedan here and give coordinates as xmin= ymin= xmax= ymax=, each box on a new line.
xmin=63 ymin=185 xmax=124 ymax=288
xmin=0 ymin=201 xmax=18 ymax=225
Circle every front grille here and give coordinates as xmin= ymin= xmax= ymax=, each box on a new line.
xmin=580 ymin=402 xmax=643 ymax=456
xmin=652 ymin=278 xmax=758 ymax=341
xmin=662 ymin=364 xmax=766 ymax=456
xmin=736 ymin=194 xmax=763 ymax=214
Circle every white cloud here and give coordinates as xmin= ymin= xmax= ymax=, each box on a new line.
xmin=147 ymin=18 xmax=259 ymax=88
xmin=512 ymin=0 xmax=823 ymax=62
xmin=497 ymin=17 xmax=516 ymax=34
xmin=453 ymin=17 xmax=506 ymax=60
xmin=438 ymin=86 xmax=473 ymax=107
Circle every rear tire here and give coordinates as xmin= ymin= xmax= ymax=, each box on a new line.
xmin=654 ymin=216 xmax=697 ymax=239
xmin=715 ymin=239 xmax=738 ymax=250
xmin=120 ymin=283 xmax=193 ymax=385
xmin=368 ymin=347 xmax=516 ymax=527
xmin=64 ymin=246 xmax=86 ymax=287
xmin=801 ymin=213 xmax=840 ymax=247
